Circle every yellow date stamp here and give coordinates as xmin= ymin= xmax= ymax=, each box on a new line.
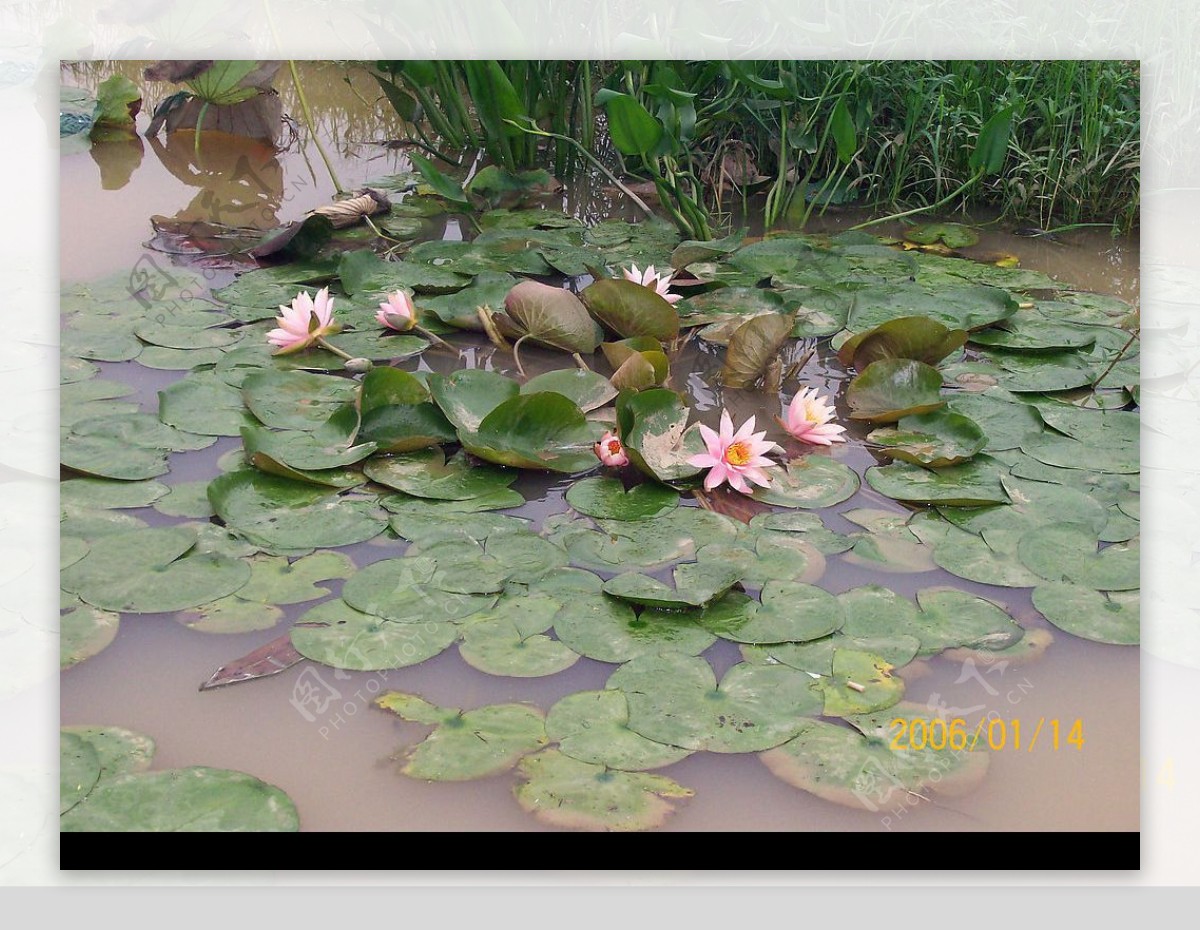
xmin=889 ymin=716 xmax=1085 ymax=752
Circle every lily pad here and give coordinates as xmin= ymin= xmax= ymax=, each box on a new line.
xmin=615 ymin=389 xmax=704 ymax=484
xmin=60 ymin=525 xmax=250 ymax=614
xmin=551 ymin=594 xmax=717 ymax=663
xmin=242 ymin=370 xmax=360 ymax=430
xmin=340 ymin=556 xmax=498 ymax=623
xmin=420 ymin=272 xmax=517 ymax=330
xmin=720 ymin=313 xmax=794 ymax=388
xmin=546 ymin=690 xmax=693 ymax=771
xmin=981 ymin=349 xmax=1098 ymax=393
xmin=427 ymin=368 xmax=520 ymax=433
xmin=157 ymin=371 xmax=259 ymax=437
xmin=177 ymin=597 xmax=284 ymax=634
xmin=513 ymin=749 xmax=693 ymax=831
xmin=1017 ymin=523 xmax=1139 ymax=590
xmin=207 ymin=471 xmax=388 ymax=550
xmin=495 ymin=280 xmax=603 ymax=354
xmin=811 ymin=650 xmax=905 ymax=717
xmin=1032 ymin=583 xmax=1139 ymax=645
xmin=389 ymin=507 xmax=529 ymax=546
xmin=291 ymin=599 xmax=459 ymax=670
xmin=242 ymin=411 xmax=377 ymax=474
xmin=929 ymin=525 xmax=1048 ymax=588
xmin=580 ymin=277 xmax=680 ymax=341
xmin=695 ymin=582 xmax=844 ymax=645
xmin=151 ymin=480 xmax=217 ymax=518
xmin=760 ymin=714 xmax=988 ymax=811
xmin=358 ymin=367 xmax=457 ymax=453
xmin=677 ymin=287 xmax=785 ymax=328
xmin=913 ymin=587 xmax=1026 ymax=655
xmin=376 ymin=692 xmax=547 ymax=781
xmin=60 ymin=478 xmax=169 ymax=510
xmin=867 ymin=410 xmax=986 ymax=467
xmin=748 ymin=512 xmax=854 ymax=554
xmin=906 ymin=222 xmax=979 ymax=248
xmin=60 ymin=766 xmax=299 ymax=832
xmin=60 ymin=732 xmax=101 ymax=815
xmin=364 ymin=448 xmax=517 ymax=500
xmin=938 ymin=474 xmax=1108 ymax=551
xmin=521 ymin=369 xmax=617 ymax=412
xmin=461 ymin=392 xmax=601 ymax=473
xmin=944 ymin=391 xmax=1044 ymax=451
xmin=565 ymin=477 xmax=679 ymax=521
xmin=608 ymin=653 xmax=824 ymax=753
xmin=838 ymin=316 xmax=967 ymax=370
xmin=750 ymin=455 xmax=859 ymax=509
xmin=603 ymin=561 xmax=743 ymax=610
xmin=848 ymin=358 xmax=946 ymax=423
xmin=60 ymin=726 xmax=155 ymax=780
xmin=846 ymin=282 xmax=1017 ymax=333
xmin=865 ymin=455 xmax=1010 ymax=506
xmin=235 ymin=552 xmax=356 ymax=605
xmin=60 ymin=604 xmax=120 ymax=669
xmin=458 ymin=594 xmax=580 ymax=677
xmin=969 ymin=316 xmax=1098 ymax=353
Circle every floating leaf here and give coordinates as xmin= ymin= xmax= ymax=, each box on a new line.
xmin=694 ymin=582 xmax=843 ymax=645
xmin=291 ymin=599 xmax=459 ymax=670
xmin=60 ymin=604 xmax=120 ymax=669
xmin=364 ymin=448 xmax=517 ymax=500
xmin=514 ymin=749 xmax=692 ymax=832
xmin=521 ymin=369 xmax=616 ymax=412
xmin=750 ymin=455 xmax=859 ymax=509
xmin=460 ymin=393 xmax=602 ymax=473
xmin=928 ymin=525 xmax=1045 ymax=588
xmin=603 ymin=561 xmax=742 ymax=610
xmin=867 ymin=410 xmax=986 ymax=467
xmin=458 ymin=594 xmax=579 ymax=677
xmin=60 ymin=732 xmax=101 ymax=815
xmin=427 ymin=368 xmax=520 ymax=433
xmin=61 ymin=726 xmax=155 ymax=780
xmin=939 ymin=474 xmax=1108 ymax=551
xmin=356 ymin=367 xmax=459 ymax=453
xmin=838 ymin=316 xmax=966 ymax=370
xmin=377 ymin=692 xmax=547 ymax=781
xmin=546 ymin=690 xmax=693 ymax=771
xmin=60 ymin=766 xmax=299 ymax=832
xmin=749 ymin=511 xmax=854 ymax=554
xmin=60 ymin=525 xmax=250 ymax=614
xmin=846 ymin=282 xmax=1017 ymax=333
xmin=811 ymin=650 xmax=904 ymax=717
xmin=565 ymin=477 xmax=679 ymax=521
xmin=158 ymin=371 xmax=259 ymax=436
xmin=1032 ymin=583 xmax=1139 ymax=645
xmin=969 ymin=316 xmax=1097 ymax=353
xmin=760 ymin=714 xmax=988 ymax=811
xmin=865 ymin=455 xmax=1009 ymax=506
xmin=496 ymin=280 xmax=603 ymax=354
xmin=241 ymin=370 xmax=359 ymax=431
xmin=1017 ymin=523 xmax=1139 ymax=590
xmin=720 ymin=313 xmax=793 ymax=388
xmin=177 ymin=597 xmax=283 ymax=634
xmin=420 ymin=272 xmax=517 ymax=330
xmin=580 ymin=278 xmax=680 ymax=341
xmin=241 ymin=408 xmax=377 ymax=473
xmin=608 ymin=653 xmax=824 ymax=753
xmin=151 ymin=480 xmax=216 ymax=518
xmin=913 ymin=587 xmax=1026 ymax=654
xmin=551 ymin=593 xmax=716 ymax=664
xmin=60 ymin=478 xmax=169 ymax=510
xmin=235 ymin=552 xmax=355 ymax=605
xmin=340 ymin=556 xmax=497 ymax=623
xmin=906 ymin=223 xmax=979 ymax=249
xmin=615 ymin=389 xmax=703 ymax=484
xmin=207 ymin=471 xmax=388 ymax=550
xmin=847 ymin=358 xmax=945 ymax=423
xmin=944 ymin=391 xmax=1044 ymax=451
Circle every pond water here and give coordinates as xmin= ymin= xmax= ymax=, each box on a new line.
xmin=59 ymin=62 xmax=1139 ymax=832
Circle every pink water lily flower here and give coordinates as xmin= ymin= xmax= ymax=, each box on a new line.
xmin=622 ymin=263 xmax=682 ymax=305
xmin=594 ymin=430 xmax=629 ymax=467
xmin=377 ymin=290 xmax=417 ymax=332
xmin=780 ymin=387 xmax=847 ymax=446
xmin=267 ymin=287 xmax=338 ymax=354
xmin=687 ymin=410 xmax=780 ymax=494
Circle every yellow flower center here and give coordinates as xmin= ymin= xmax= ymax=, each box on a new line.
xmin=725 ymin=440 xmax=752 ymax=467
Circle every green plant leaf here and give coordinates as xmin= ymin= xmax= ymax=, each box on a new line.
xmin=158 ymin=371 xmax=259 ymax=437
xmin=93 ymin=74 xmax=141 ymax=128
xmin=546 ymin=690 xmax=693 ymax=771
xmin=460 ymin=392 xmax=602 ymax=473
xmin=848 ymin=358 xmax=945 ymax=423
xmin=1032 ymin=583 xmax=1138 ymax=645
xmin=602 ymin=561 xmax=742 ymax=610
xmin=495 ymin=280 xmax=603 ymax=354
xmin=838 ymin=316 xmax=967 ymax=370
xmin=60 ymin=525 xmax=250 ymax=614
xmin=811 ymin=649 xmax=904 ymax=717
xmin=427 ymin=368 xmax=520 ymax=433
xmin=750 ymin=455 xmax=859 ymax=509
xmin=177 ymin=597 xmax=283 ymax=634
xmin=865 ymin=455 xmax=1009 ymax=506
xmin=598 ymin=91 xmax=663 ymax=156
xmin=565 ymin=477 xmax=679 ymax=521
xmin=241 ymin=370 xmax=359 ymax=431
xmin=550 ymin=592 xmax=716 ymax=663
xmin=184 ymin=61 xmax=266 ymax=106
xmin=615 ymin=388 xmax=703 ymax=483
xmin=339 ymin=556 xmax=498 ymax=623
xmin=969 ymin=106 xmax=1015 ymax=175
xmin=867 ymin=410 xmax=987 ymax=467
xmin=720 ymin=313 xmax=793 ymax=389
xmin=363 ymin=448 xmax=517 ymax=500
xmin=291 ymin=599 xmax=459 ymax=670
xmin=912 ymin=587 xmax=1026 ymax=654
xmin=235 ymin=551 xmax=355 ymax=605
xmin=409 ymin=152 xmax=471 ymax=206
xmin=581 ymin=278 xmax=680 ymax=341
xmin=905 ymin=223 xmax=980 ymax=248
xmin=60 ymin=605 xmax=120 ymax=669
xmin=829 ymin=97 xmax=856 ymax=163
xmin=694 ymin=582 xmax=844 ymax=645
xmin=458 ymin=594 xmax=580 ymax=677
xmin=521 ymin=369 xmax=617 ymax=412
xmin=1017 ymin=523 xmax=1139 ymax=590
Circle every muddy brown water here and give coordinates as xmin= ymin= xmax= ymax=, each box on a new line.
xmin=59 ymin=62 xmax=1139 ymax=832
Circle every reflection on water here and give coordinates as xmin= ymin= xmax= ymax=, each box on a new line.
xmin=59 ymin=61 xmax=1140 ymax=832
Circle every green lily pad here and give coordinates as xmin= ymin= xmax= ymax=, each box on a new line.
xmin=695 ymin=582 xmax=844 ymax=645
xmin=495 ymin=280 xmax=603 ymax=354
xmin=177 ymin=597 xmax=283 ymax=634
xmin=60 ymin=604 xmax=120 ymax=669
xmin=513 ymin=749 xmax=693 ymax=831
xmin=720 ymin=313 xmax=794 ymax=388
xmin=760 ymin=714 xmax=988 ymax=811
xmin=614 ymin=389 xmax=704 ymax=484
xmin=701 ymin=534 xmax=826 ymax=588
xmin=60 ymin=732 xmax=101 ymax=814
xmin=60 ymin=525 xmax=250 ymax=614
xmin=906 ymin=222 xmax=979 ymax=248
xmin=811 ymin=650 xmax=905 ymax=717
xmin=61 ymin=726 xmax=155 ymax=780
xmin=60 ymin=478 xmax=169 ymax=510
xmin=235 ymin=551 xmax=356 ymax=605
xmin=846 ymin=282 xmax=1017 ymax=333
xmin=376 ymin=692 xmax=547 ymax=781
xmin=357 ymin=366 xmax=457 ymax=453
xmin=565 ymin=477 xmax=679 ymax=521
xmin=748 ymin=512 xmax=854 ymax=554
xmin=150 ymin=480 xmax=216 ymax=518
xmin=60 ymin=537 xmax=89 ymax=571
xmin=292 ymin=599 xmax=459 ymax=670
xmin=750 ymin=455 xmax=859 ymax=509
xmin=551 ymin=593 xmax=717 ymax=664
xmin=1032 ymin=583 xmax=1139 ymax=645
xmin=969 ymin=316 xmax=1097 ymax=353
xmin=938 ymin=474 xmax=1108 ymax=551
xmin=677 ymin=287 xmax=786 ymax=328
xmin=581 ymin=277 xmax=680 ymax=341
xmin=241 ymin=370 xmax=360 ymax=431
xmin=929 ymin=525 xmax=1050 ymax=588
xmin=521 ymin=369 xmax=617 ymax=412
xmin=62 ymin=356 xmax=99 ymax=383
xmin=944 ymin=391 xmax=1044 ymax=451
xmin=340 ymin=556 xmax=498 ymax=623
xmin=157 ymin=371 xmax=259 ymax=437
xmin=60 ymin=766 xmax=299 ymax=832
xmin=241 ymin=412 xmax=376 ymax=475
xmin=942 ymin=627 xmax=1054 ymax=665
xmin=207 ymin=471 xmax=388 ymax=550
xmin=460 ymin=392 xmax=601 ymax=473
xmin=61 ymin=324 xmax=143 ymax=362
xmin=867 ymin=410 xmax=987 ymax=467
xmin=838 ymin=316 xmax=967 ymax=370
xmin=458 ymin=594 xmax=580 ymax=677
xmin=913 ymin=587 xmax=1026 ymax=655
xmin=427 ymin=368 xmax=520 ymax=433
xmin=603 ymin=561 xmax=743 ymax=610
xmin=848 ymin=358 xmax=945 ymax=423
xmin=1017 ymin=523 xmax=1139 ymax=590
xmin=364 ymin=448 xmax=516 ymax=500
xmin=420 ymin=272 xmax=517 ymax=330
xmin=980 ymin=349 xmax=1098 ymax=393
xmin=608 ymin=653 xmax=824 ymax=753
xmin=865 ymin=455 xmax=1010 ymax=506
xmin=546 ymin=690 xmax=694 ymax=771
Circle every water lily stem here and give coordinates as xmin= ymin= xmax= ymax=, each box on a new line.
xmin=572 ymin=353 xmax=592 ymax=371
xmin=512 ymin=334 xmax=530 ymax=378
xmin=287 ymin=60 xmax=346 ymax=195
xmin=414 ymin=325 xmax=454 ymax=351
xmin=477 ymin=306 xmax=509 ymax=348
xmin=849 ymin=170 xmax=984 ymax=231
xmin=1091 ymin=329 xmax=1139 ymax=388
xmin=315 ymin=335 xmax=354 ymax=361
